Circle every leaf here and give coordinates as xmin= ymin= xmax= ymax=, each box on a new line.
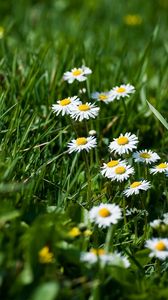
xmin=30 ymin=282 xmax=59 ymax=300
xmin=0 ymin=210 xmax=20 ymax=224
xmin=146 ymin=100 xmax=168 ymax=130
xmin=18 ymin=262 xmax=33 ymax=285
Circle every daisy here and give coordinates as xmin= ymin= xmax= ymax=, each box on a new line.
xmin=109 ymin=132 xmax=139 ymax=155
xmin=126 ymin=207 xmax=148 ymax=217
xmin=81 ymin=249 xmax=130 ymax=268
xmin=163 ymin=213 xmax=168 ymax=224
xmin=63 ymin=66 xmax=92 ymax=84
xmin=91 ymin=91 xmax=114 ymax=104
xmin=150 ymin=219 xmax=162 ymax=229
xmin=109 ymin=252 xmax=130 ymax=268
xmin=101 ymin=159 xmax=127 ymax=178
xmin=52 ymin=96 xmax=81 ymax=116
xmin=88 ymin=129 xmax=97 ymax=136
xmin=145 ymin=238 xmax=168 ymax=260
xmin=67 ymin=136 xmax=97 ymax=153
xmin=110 ymin=84 xmax=135 ymax=100
xmin=123 ymin=180 xmax=151 ymax=197
xmin=70 ymin=102 xmax=100 ymax=121
xmin=108 ymin=164 xmax=134 ymax=182
xmin=80 ymin=248 xmax=108 ymax=264
xmin=150 ymin=162 xmax=168 ymax=175
xmin=89 ymin=203 xmax=122 ymax=228
xmin=133 ymin=150 xmax=160 ymax=164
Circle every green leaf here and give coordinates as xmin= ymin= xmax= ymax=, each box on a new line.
xmin=146 ymin=100 xmax=168 ymax=130
xmin=30 ymin=282 xmax=59 ymax=300
xmin=0 ymin=210 xmax=20 ymax=224
xmin=17 ymin=262 xmax=33 ymax=285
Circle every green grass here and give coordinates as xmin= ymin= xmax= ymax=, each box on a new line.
xmin=1 ymin=0 xmax=168 ymax=299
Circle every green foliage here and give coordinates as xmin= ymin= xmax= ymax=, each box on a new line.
xmin=0 ymin=0 xmax=168 ymax=299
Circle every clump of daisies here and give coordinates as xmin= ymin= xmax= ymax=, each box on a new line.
xmin=63 ymin=66 xmax=92 ymax=83
xmin=101 ymin=159 xmax=127 ymax=178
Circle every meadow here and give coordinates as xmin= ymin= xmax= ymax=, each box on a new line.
xmin=1 ymin=0 xmax=168 ymax=299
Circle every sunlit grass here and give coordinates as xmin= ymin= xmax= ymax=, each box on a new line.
xmin=0 ymin=1 xmax=168 ymax=299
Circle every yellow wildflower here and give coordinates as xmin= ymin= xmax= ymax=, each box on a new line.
xmin=69 ymin=227 xmax=81 ymax=237
xmin=124 ymin=15 xmax=142 ymax=26
xmin=38 ymin=246 xmax=54 ymax=263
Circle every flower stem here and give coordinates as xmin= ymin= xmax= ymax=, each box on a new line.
xmin=105 ymin=225 xmax=115 ymax=252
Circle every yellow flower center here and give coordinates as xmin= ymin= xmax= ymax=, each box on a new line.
xmin=116 ymin=87 xmax=126 ymax=93
xmin=98 ymin=207 xmax=111 ymax=218
xmin=115 ymin=166 xmax=126 ymax=174
xmin=78 ymin=104 xmax=90 ymax=111
xmin=130 ymin=181 xmax=141 ymax=188
xmin=69 ymin=227 xmax=81 ymax=237
xmin=117 ymin=136 xmax=129 ymax=145
xmin=90 ymin=248 xmax=105 ymax=255
xmin=60 ymin=98 xmax=71 ymax=106
xmin=38 ymin=246 xmax=54 ymax=263
xmin=156 ymin=163 xmax=167 ymax=169
xmin=76 ymin=137 xmax=87 ymax=146
xmin=107 ymin=160 xmax=119 ymax=168
xmin=155 ymin=241 xmax=166 ymax=251
xmin=140 ymin=152 xmax=151 ymax=159
xmin=99 ymin=94 xmax=108 ymax=101
xmin=72 ymin=69 xmax=82 ymax=76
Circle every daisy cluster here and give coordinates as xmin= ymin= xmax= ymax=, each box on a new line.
xmin=100 ymin=131 xmax=168 ymax=198
xmin=50 ymin=65 xmax=139 ymax=267
xmin=51 ymin=64 xmax=168 ymax=266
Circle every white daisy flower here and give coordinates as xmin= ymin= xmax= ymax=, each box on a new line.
xmin=80 ymin=249 xmax=130 ymax=268
xmin=101 ymin=159 xmax=127 ymax=178
xmin=123 ymin=180 xmax=151 ymax=197
xmin=109 ymin=132 xmax=139 ymax=155
xmin=80 ymin=248 xmax=108 ymax=265
xmin=126 ymin=207 xmax=148 ymax=217
xmin=163 ymin=213 xmax=168 ymax=224
xmin=110 ymin=84 xmax=135 ymax=100
xmin=67 ymin=136 xmax=97 ymax=153
xmin=91 ymin=91 xmax=114 ymax=104
xmin=150 ymin=219 xmax=162 ymax=229
xmin=63 ymin=66 xmax=92 ymax=84
xmin=109 ymin=252 xmax=130 ymax=268
xmin=108 ymin=164 xmax=134 ymax=182
xmin=150 ymin=162 xmax=168 ymax=175
xmin=88 ymin=129 xmax=97 ymax=136
xmin=89 ymin=203 xmax=122 ymax=228
xmin=145 ymin=238 xmax=168 ymax=260
xmin=52 ymin=96 xmax=81 ymax=116
xmin=133 ymin=150 xmax=160 ymax=164
xmin=70 ymin=102 xmax=100 ymax=121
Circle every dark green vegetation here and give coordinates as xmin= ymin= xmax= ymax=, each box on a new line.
xmin=0 ymin=0 xmax=168 ymax=299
